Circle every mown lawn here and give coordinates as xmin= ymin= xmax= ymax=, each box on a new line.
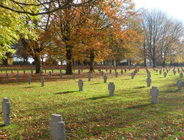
xmin=0 ymin=67 xmax=184 ymax=140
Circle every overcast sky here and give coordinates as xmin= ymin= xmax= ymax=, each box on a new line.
xmin=134 ymin=0 xmax=184 ymax=23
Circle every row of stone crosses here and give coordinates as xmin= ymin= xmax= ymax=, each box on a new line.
xmin=4 ymin=65 xmax=138 ymax=83
xmin=2 ymin=84 xmax=158 ymax=140
xmin=3 ymin=66 xmax=184 ymax=140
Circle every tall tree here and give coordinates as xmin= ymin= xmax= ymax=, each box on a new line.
xmin=141 ymin=9 xmax=184 ymax=67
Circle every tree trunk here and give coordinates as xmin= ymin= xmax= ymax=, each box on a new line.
xmin=129 ymin=59 xmax=132 ymax=66
xmin=65 ymin=45 xmax=72 ymax=74
xmin=90 ymin=51 xmax=95 ymax=72
xmin=163 ymin=60 xmax=165 ymax=67
xmin=34 ymin=55 xmax=41 ymax=73
xmin=3 ymin=58 xmax=8 ymax=66
xmin=152 ymin=46 xmax=156 ymax=67
xmin=143 ymin=43 xmax=147 ymax=67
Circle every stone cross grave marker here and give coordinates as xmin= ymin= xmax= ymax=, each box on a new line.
xmin=159 ymin=70 xmax=162 ymax=74
xmin=180 ymin=73 xmax=183 ymax=78
xmin=88 ymin=73 xmax=91 ymax=81
xmin=147 ymin=72 xmax=151 ymax=78
xmin=49 ymin=71 xmax=51 ymax=77
xmin=109 ymin=69 xmax=111 ymax=74
xmin=23 ymin=69 xmax=25 ymax=75
xmin=131 ymin=73 xmax=134 ymax=79
xmin=49 ymin=114 xmax=65 ymax=140
xmin=6 ymin=73 xmax=8 ymax=81
xmin=41 ymin=77 xmax=45 ymax=87
xmin=16 ymin=74 xmax=19 ymax=83
xmin=146 ymin=78 xmax=151 ymax=87
xmin=2 ymin=98 xmax=11 ymax=125
xmin=115 ymin=72 xmax=118 ymax=78
xmin=60 ymin=72 xmax=63 ymax=79
xmin=108 ymin=82 xmax=115 ymax=96
xmin=73 ymin=73 xmax=75 ymax=80
xmin=173 ymin=70 xmax=176 ymax=75
xmin=121 ymin=69 xmax=123 ymax=75
xmin=103 ymin=75 xmax=107 ymax=83
xmin=150 ymin=86 xmax=159 ymax=104
xmin=78 ymin=79 xmax=83 ymax=91
xmin=177 ymin=80 xmax=183 ymax=90
xmin=164 ymin=72 xmax=167 ymax=77
xmin=28 ymin=75 xmax=31 ymax=84
xmin=31 ymin=69 xmax=33 ymax=75
xmin=101 ymin=71 xmax=104 ymax=77
xmin=78 ymin=70 xmax=80 ymax=74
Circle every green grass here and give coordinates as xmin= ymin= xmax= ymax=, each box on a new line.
xmin=0 ymin=67 xmax=184 ymax=139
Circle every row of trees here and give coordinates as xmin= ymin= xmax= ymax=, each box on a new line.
xmin=0 ymin=1 xmax=184 ymax=74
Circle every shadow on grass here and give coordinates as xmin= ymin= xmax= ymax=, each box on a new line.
xmin=125 ymin=103 xmax=152 ymax=109
xmin=54 ymin=91 xmax=79 ymax=94
xmin=0 ymin=124 xmax=5 ymax=127
xmin=87 ymin=95 xmax=110 ymax=100
xmin=23 ymin=86 xmax=36 ymax=88
xmin=134 ymin=86 xmax=146 ymax=89
xmin=90 ymin=82 xmax=101 ymax=85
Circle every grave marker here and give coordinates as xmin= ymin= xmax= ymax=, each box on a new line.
xmin=146 ymin=78 xmax=151 ymax=87
xmin=121 ymin=69 xmax=123 ymax=75
xmin=103 ymin=75 xmax=107 ymax=83
xmin=115 ymin=72 xmax=118 ymax=78
xmin=150 ymin=86 xmax=159 ymax=104
xmin=88 ymin=73 xmax=91 ymax=81
xmin=108 ymin=82 xmax=115 ymax=96
xmin=177 ymin=80 xmax=183 ymax=90
xmin=2 ymin=98 xmax=11 ymax=125
xmin=101 ymin=71 xmax=104 ymax=77
xmin=73 ymin=73 xmax=75 ymax=80
xmin=31 ymin=69 xmax=33 ymax=75
xmin=131 ymin=73 xmax=134 ymax=79
xmin=60 ymin=72 xmax=63 ymax=79
xmin=23 ymin=69 xmax=25 ymax=75
xmin=16 ymin=74 xmax=19 ymax=82
xmin=28 ymin=75 xmax=31 ymax=84
xmin=41 ymin=77 xmax=45 ymax=87
xmin=164 ymin=72 xmax=167 ymax=77
xmin=180 ymin=73 xmax=183 ymax=78
xmin=78 ymin=79 xmax=83 ymax=91
xmin=49 ymin=71 xmax=51 ymax=77
xmin=49 ymin=114 xmax=65 ymax=140
xmin=6 ymin=73 xmax=8 ymax=81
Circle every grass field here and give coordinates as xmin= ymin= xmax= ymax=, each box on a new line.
xmin=0 ymin=67 xmax=184 ymax=140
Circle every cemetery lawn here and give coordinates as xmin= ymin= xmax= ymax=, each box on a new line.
xmin=0 ymin=67 xmax=184 ymax=140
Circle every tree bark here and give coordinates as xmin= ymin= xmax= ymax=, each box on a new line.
xmin=65 ymin=45 xmax=72 ymax=74
xmin=34 ymin=55 xmax=42 ymax=73
xmin=129 ymin=59 xmax=132 ymax=66
xmin=143 ymin=43 xmax=147 ymax=67
xmin=90 ymin=51 xmax=95 ymax=72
